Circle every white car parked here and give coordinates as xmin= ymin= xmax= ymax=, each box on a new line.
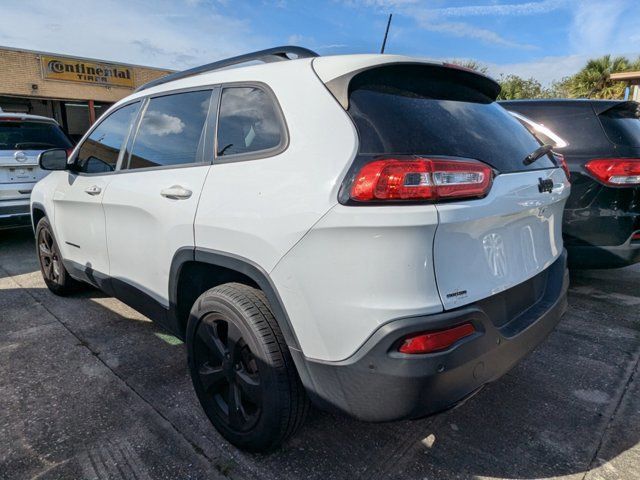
xmin=31 ymin=47 xmax=571 ymax=451
xmin=0 ymin=111 xmax=72 ymax=229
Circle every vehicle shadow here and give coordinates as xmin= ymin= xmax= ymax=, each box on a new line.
xmin=1 ymin=229 xmax=639 ymax=479
xmin=0 ymin=227 xmax=38 ymax=279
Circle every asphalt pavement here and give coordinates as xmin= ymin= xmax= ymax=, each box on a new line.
xmin=1 ymin=228 xmax=639 ymax=480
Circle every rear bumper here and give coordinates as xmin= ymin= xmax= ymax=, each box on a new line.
xmin=567 ymin=242 xmax=640 ymax=269
xmin=292 ymin=250 xmax=569 ymax=422
xmin=0 ymin=203 xmax=31 ymax=229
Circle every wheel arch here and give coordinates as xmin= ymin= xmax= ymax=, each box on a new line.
xmin=169 ymin=247 xmax=301 ymax=349
xmin=31 ymin=202 xmax=48 ymax=232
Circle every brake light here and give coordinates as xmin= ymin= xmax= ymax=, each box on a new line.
xmin=398 ymin=323 xmax=476 ymax=354
xmin=350 ymin=158 xmax=493 ymax=202
xmin=585 ymin=158 xmax=640 ymax=186
xmin=554 ymin=153 xmax=571 ymax=181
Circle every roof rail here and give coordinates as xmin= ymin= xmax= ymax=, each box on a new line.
xmin=136 ymin=46 xmax=319 ymax=92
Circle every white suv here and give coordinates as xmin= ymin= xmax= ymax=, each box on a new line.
xmin=0 ymin=112 xmax=72 ymax=229
xmin=31 ymin=47 xmax=571 ymax=451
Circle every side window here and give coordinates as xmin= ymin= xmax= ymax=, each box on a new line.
xmin=75 ymin=102 xmax=140 ymax=173
xmin=216 ymin=86 xmax=285 ymax=158
xmin=127 ymin=90 xmax=212 ymax=170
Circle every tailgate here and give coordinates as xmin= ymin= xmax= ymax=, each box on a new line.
xmin=0 ymin=151 xmax=48 ymax=201
xmin=434 ymin=168 xmax=570 ymax=310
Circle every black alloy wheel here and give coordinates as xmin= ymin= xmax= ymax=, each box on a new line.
xmin=194 ymin=314 xmax=262 ymax=432
xmin=38 ymin=225 xmax=61 ymax=285
xmin=35 ymin=217 xmax=80 ymax=295
xmin=187 ymin=283 xmax=309 ymax=452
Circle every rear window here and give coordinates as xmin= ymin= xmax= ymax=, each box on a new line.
xmin=0 ymin=120 xmax=72 ymax=150
xmin=500 ymin=103 xmax=606 ymax=154
xmin=347 ymin=65 xmax=554 ymax=172
xmin=599 ymin=102 xmax=640 ymax=147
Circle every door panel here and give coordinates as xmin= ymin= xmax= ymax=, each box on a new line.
xmin=52 ymin=173 xmax=111 ymax=276
xmin=102 ymin=165 xmax=211 ymax=305
xmin=102 ymin=89 xmax=216 ymax=308
xmin=51 ymin=102 xmax=141 ymax=279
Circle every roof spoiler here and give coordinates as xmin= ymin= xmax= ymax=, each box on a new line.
xmin=594 ymin=100 xmax=639 ymax=116
xmin=322 ymin=62 xmax=501 ymax=110
xmin=136 ymin=46 xmax=319 ymax=92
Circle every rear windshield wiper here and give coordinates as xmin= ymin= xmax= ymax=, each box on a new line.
xmin=523 ymin=144 xmax=554 ymax=166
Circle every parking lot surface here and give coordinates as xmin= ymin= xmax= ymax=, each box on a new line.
xmin=1 ymin=228 xmax=639 ymax=480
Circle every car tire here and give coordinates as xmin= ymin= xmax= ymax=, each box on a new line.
xmin=187 ymin=282 xmax=309 ymax=452
xmin=35 ymin=217 xmax=82 ymax=296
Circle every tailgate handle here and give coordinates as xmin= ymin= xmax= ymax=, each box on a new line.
xmin=160 ymin=185 xmax=192 ymax=200
xmin=84 ymin=185 xmax=102 ymax=196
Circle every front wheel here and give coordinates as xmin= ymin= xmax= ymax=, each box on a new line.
xmin=35 ymin=217 xmax=81 ymax=295
xmin=186 ymin=283 xmax=309 ymax=452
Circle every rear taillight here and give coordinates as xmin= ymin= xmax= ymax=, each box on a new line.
xmin=350 ymin=158 xmax=493 ymax=202
xmin=398 ymin=323 xmax=476 ymax=354
xmin=585 ymin=158 xmax=640 ymax=186
xmin=554 ymin=153 xmax=570 ymax=181
xmin=66 ymin=148 xmax=74 ymax=158
xmin=632 ymin=232 xmax=640 ymax=241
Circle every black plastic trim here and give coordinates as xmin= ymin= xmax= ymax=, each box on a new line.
xmin=136 ymin=46 xmax=319 ymax=92
xmin=184 ymin=248 xmax=301 ymax=349
xmin=292 ymin=251 xmax=569 ymax=421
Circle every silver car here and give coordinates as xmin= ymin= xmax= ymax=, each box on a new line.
xmin=0 ymin=111 xmax=73 ymax=229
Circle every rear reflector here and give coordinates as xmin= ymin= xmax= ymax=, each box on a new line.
xmin=398 ymin=323 xmax=476 ymax=354
xmin=585 ymin=158 xmax=640 ymax=186
xmin=350 ymin=158 xmax=493 ymax=202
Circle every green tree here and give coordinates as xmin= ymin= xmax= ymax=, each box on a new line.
xmin=564 ymin=55 xmax=631 ymax=99
xmin=497 ymin=74 xmax=550 ymax=100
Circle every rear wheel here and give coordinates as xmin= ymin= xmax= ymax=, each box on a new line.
xmin=187 ymin=283 xmax=309 ymax=452
xmin=36 ymin=217 xmax=81 ymax=295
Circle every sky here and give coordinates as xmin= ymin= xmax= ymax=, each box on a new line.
xmin=1 ymin=0 xmax=639 ymax=85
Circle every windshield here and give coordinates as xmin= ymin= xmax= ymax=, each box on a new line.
xmin=347 ymin=65 xmax=555 ymax=172
xmin=0 ymin=120 xmax=72 ymax=151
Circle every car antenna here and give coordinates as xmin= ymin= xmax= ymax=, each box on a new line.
xmin=380 ymin=13 xmax=393 ymax=53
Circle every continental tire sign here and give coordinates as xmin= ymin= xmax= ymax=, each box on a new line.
xmin=41 ymin=55 xmax=135 ymax=88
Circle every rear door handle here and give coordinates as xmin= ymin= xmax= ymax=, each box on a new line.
xmin=85 ymin=185 xmax=102 ymax=196
xmin=160 ymin=185 xmax=192 ymax=200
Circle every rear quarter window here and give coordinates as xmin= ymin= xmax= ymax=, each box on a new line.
xmin=216 ymin=86 xmax=286 ymax=160
xmin=347 ymin=65 xmax=555 ymax=173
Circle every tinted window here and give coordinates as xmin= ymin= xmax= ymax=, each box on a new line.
xmin=128 ymin=90 xmax=211 ymax=170
xmin=0 ymin=121 xmax=72 ymax=151
xmin=217 ymin=87 xmax=284 ymax=157
xmin=501 ymin=103 xmax=605 ymax=154
xmin=348 ymin=66 xmax=554 ymax=172
xmin=76 ymin=102 xmax=140 ymax=173
xmin=599 ymin=102 xmax=640 ymax=147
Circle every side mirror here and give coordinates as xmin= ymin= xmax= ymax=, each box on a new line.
xmin=38 ymin=149 xmax=68 ymax=171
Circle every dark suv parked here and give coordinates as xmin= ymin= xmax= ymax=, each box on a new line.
xmin=500 ymin=100 xmax=640 ymax=268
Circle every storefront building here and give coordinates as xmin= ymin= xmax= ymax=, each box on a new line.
xmin=0 ymin=46 xmax=173 ymax=141
xmin=611 ymin=71 xmax=640 ymax=102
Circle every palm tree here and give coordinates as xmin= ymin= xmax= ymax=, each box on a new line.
xmin=567 ymin=55 xmax=631 ymax=99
